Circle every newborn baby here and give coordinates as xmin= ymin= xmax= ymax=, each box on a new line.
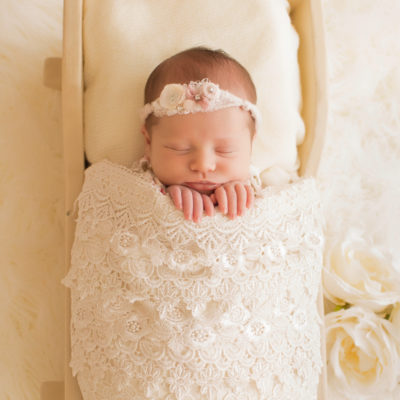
xmin=63 ymin=46 xmax=324 ymax=400
xmin=140 ymin=46 xmax=261 ymax=222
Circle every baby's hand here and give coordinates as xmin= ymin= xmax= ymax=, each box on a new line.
xmin=211 ymin=181 xmax=254 ymax=219
xmin=166 ymin=185 xmax=214 ymax=223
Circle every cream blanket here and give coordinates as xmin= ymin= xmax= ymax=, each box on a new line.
xmin=63 ymin=160 xmax=325 ymax=400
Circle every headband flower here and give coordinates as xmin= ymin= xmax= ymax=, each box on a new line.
xmin=159 ymin=84 xmax=187 ymax=110
xmin=140 ymin=78 xmax=261 ymax=133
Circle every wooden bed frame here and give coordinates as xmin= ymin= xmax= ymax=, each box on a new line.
xmin=42 ymin=0 xmax=328 ymax=398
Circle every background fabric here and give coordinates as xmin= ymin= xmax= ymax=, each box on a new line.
xmin=0 ymin=0 xmax=399 ymax=398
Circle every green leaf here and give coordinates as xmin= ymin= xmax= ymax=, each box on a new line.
xmin=333 ymin=303 xmax=351 ymax=312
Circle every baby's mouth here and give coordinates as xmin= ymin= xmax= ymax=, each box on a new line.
xmin=183 ymin=181 xmax=220 ymax=194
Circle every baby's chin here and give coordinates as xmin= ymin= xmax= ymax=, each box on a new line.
xmin=182 ymin=182 xmax=222 ymax=194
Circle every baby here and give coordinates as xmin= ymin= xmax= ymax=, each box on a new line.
xmin=140 ymin=47 xmax=261 ymax=222
xmin=65 ymin=47 xmax=325 ymax=400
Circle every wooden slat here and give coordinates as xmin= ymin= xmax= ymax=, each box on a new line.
xmin=291 ymin=1 xmax=328 ymax=399
xmin=43 ymin=57 xmax=62 ymax=90
xmin=41 ymin=381 xmax=64 ymax=400
xmin=62 ymin=0 xmax=84 ymax=399
xmin=292 ymin=0 xmax=328 ymax=178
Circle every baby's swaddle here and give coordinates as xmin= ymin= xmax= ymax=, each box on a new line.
xmin=63 ymin=160 xmax=324 ymax=400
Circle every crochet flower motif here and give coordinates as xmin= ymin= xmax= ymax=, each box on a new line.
xmin=186 ymin=79 xmax=219 ymax=110
xmin=110 ymin=230 xmax=140 ymax=256
xmin=159 ymin=79 xmax=220 ymax=114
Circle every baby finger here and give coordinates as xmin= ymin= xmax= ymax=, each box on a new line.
xmin=235 ymin=183 xmax=247 ymax=216
xmin=215 ymin=186 xmax=228 ymax=214
xmin=192 ymin=190 xmax=203 ymax=223
xmin=167 ymin=185 xmax=183 ymax=210
xmin=245 ymin=184 xmax=254 ymax=208
xmin=202 ymin=194 xmax=215 ymax=217
xmin=225 ymin=184 xmax=237 ymax=219
xmin=181 ymin=188 xmax=194 ymax=220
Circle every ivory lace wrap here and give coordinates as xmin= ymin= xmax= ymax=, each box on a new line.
xmin=62 ymin=160 xmax=325 ymax=400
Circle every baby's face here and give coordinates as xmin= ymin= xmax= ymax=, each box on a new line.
xmin=143 ymin=107 xmax=253 ymax=194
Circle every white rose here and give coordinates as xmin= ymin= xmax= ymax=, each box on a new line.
xmin=323 ymin=229 xmax=400 ymax=312
xmin=159 ymin=84 xmax=186 ymax=110
xmin=326 ymin=306 xmax=400 ymax=400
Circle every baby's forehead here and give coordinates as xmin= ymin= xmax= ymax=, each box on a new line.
xmin=155 ymin=107 xmax=253 ymax=140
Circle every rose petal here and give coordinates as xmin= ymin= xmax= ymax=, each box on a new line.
xmin=323 ymin=230 xmax=400 ymax=312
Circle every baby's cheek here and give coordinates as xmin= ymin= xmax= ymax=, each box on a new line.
xmin=152 ymin=162 xmax=184 ymax=187
xmin=221 ymin=158 xmax=251 ymax=181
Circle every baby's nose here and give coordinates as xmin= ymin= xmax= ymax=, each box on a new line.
xmin=190 ymin=149 xmax=216 ymax=174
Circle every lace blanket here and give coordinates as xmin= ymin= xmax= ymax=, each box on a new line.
xmin=62 ymin=160 xmax=325 ymax=400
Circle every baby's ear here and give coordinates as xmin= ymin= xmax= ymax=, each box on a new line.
xmin=141 ymin=125 xmax=151 ymax=158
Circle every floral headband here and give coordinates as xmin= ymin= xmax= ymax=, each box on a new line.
xmin=140 ymin=78 xmax=261 ymax=132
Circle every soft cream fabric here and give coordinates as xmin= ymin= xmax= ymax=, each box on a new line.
xmin=83 ymin=0 xmax=304 ymax=184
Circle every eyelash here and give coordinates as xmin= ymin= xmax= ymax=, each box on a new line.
xmin=165 ymin=146 xmax=235 ymax=155
xmin=216 ymin=150 xmax=233 ymax=154
xmin=166 ymin=146 xmax=189 ymax=151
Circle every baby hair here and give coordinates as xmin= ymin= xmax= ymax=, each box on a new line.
xmin=143 ymin=46 xmax=257 ymax=132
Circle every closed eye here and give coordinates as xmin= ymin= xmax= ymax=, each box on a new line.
xmin=216 ymin=148 xmax=236 ymax=155
xmin=165 ymin=146 xmax=191 ymax=152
